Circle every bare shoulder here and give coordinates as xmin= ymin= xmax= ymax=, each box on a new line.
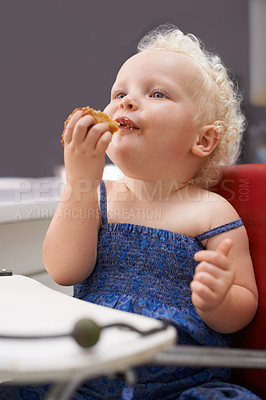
xmin=195 ymin=187 xmax=249 ymax=256
xmin=190 ymin=185 xmax=241 ymax=229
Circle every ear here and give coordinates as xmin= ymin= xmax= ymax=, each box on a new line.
xmin=192 ymin=125 xmax=221 ymax=158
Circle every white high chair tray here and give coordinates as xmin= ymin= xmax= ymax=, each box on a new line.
xmin=0 ymin=275 xmax=176 ymax=384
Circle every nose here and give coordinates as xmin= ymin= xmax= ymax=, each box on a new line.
xmin=119 ymin=95 xmax=137 ymax=111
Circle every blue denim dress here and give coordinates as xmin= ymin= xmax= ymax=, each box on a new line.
xmin=1 ymin=181 xmax=261 ymax=399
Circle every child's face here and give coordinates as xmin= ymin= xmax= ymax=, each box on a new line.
xmin=104 ymin=49 xmax=203 ymax=181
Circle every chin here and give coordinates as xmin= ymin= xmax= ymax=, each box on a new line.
xmin=106 ymin=141 xmax=132 ymax=168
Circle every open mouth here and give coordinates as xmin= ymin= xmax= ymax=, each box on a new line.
xmin=115 ymin=117 xmax=141 ymax=133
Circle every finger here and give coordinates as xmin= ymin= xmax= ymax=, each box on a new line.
xmin=195 ymin=261 xmax=222 ymax=279
xmin=216 ymin=238 xmax=233 ymax=257
xmin=194 ymin=251 xmax=229 ymax=270
xmin=72 ymin=115 xmax=95 ymax=145
xmin=85 ymin=123 xmax=110 ymax=150
xmin=190 ymin=280 xmax=216 ymax=310
xmin=63 ymin=109 xmax=84 ymax=145
xmin=96 ymin=130 xmax=112 ymax=153
xmin=191 ymin=291 xmax=215 ymax=312
xmin=192 ymin=270 xmax=218 ymax=293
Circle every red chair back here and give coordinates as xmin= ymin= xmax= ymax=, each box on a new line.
xmin=213 ymin=163 xmax=266 ymax=398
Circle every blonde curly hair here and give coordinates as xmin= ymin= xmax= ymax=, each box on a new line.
xmin=138 ymin=25 xmax=246 ymax=187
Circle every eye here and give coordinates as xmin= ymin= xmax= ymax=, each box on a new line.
xmin=151 ymin=90 xmax=167 ymax=99
xmin=114 ymin=92 xmax=126 ymax=99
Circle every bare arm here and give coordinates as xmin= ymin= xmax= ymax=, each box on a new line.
xmin=190 ymin=203 xmax=258 ymax=334
xmin=43 ymin=109 xmax=112 ymax=286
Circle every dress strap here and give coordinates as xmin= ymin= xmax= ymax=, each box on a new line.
xmin=100 ymin=180 xmax=108 ymax=225
xmin=195 ymin=218 xmax=243 ymax=242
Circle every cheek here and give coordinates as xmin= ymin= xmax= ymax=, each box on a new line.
xmin=103 ymin=103 xmax=112 ymax=116
xmin=146 ymin=105 xmax=181 ymax=133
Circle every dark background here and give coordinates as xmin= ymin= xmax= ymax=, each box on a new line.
xmin=1 ymin=0 xmax=265 ymax=177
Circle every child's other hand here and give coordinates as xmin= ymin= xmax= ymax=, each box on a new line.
xmin=190 ymin=238 xmax=234 ymax=312
xmin=63 ymin=109 xmax=112 ymax=187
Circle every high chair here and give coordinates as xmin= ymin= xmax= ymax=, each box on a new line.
xmin=153 ymin=163 xmax=266 ymax=399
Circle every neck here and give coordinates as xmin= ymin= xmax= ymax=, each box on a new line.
xmin=122 ymin=176 xmax=189 ymax=202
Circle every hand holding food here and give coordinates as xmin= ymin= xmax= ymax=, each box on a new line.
xmin=61 ymin=106 xmax=119 ymax=187
xmin=61 ymin=106 xmax=120 ymax=146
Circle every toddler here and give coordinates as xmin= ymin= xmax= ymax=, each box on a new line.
xmin=3 ymin=25 xmax=261 ymax=400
